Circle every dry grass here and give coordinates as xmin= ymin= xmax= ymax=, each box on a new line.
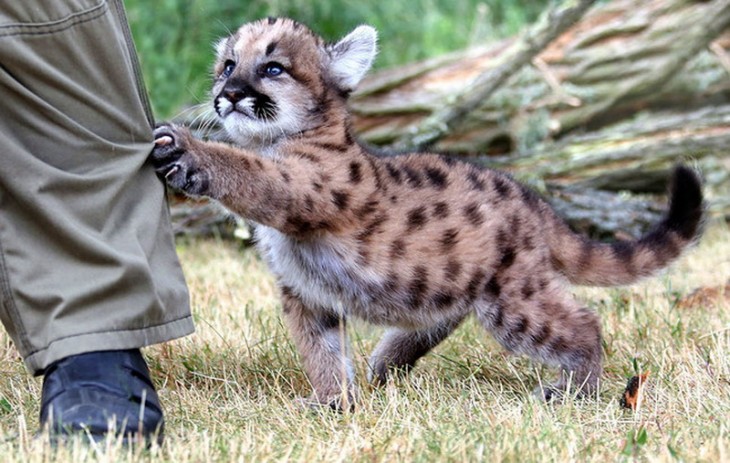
xmin=1 ymin=220 xmax=728 ymax=462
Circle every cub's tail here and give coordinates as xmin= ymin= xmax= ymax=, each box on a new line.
xmin=548 ymin=165 xmax=704 ymax=287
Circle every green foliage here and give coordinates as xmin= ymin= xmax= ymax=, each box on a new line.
xmin=124 ymin=0 xmax=550 ymax=118
xmin=0 ymin=397 xmax=10 ymax=415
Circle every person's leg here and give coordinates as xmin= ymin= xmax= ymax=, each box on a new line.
xmin=0 ymin=0 xmax=193 ymax=441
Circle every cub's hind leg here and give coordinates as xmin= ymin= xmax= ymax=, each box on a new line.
xmin=475 ymin=282 xmax=603 ymax=400
xmin=280 ymin=288 xmax=355 ymax=410
xmin=368 ymin=315 xmax=466 ymax=386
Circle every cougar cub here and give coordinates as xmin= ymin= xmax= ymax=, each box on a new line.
xmin=151 ymin=17 xmax=703 ymax=408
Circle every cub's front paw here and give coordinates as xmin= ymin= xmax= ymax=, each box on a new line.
xmin=151 ymin=123 xmax=210 ymax=196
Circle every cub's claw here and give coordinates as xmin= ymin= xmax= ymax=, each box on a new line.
xmin=154 ymin=135 xmax=173 ymax=146
xmin=149 ymin=123 xmax=210 ymax=196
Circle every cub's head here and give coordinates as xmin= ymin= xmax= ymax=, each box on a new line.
xmin=212 ymin=17 xmax=377 ymax=147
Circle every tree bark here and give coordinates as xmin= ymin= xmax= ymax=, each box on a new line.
xmin=391 ymin=0 xmax=598 ymax=149
xmin=352 ymin=0 xmax=730 ymax=155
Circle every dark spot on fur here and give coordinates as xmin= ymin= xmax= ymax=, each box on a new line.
xmin=499 ymin=247 xmax=516 ymax=270
xmin=357 ymin=214 xmax=388 ymax=242
xmin=493 ymin=176 xmax=512 ymax=199
xmin=432 ymin=291 xmax=455 ymax=309
xmin=364 ymin=155 xmax=386 ymax=192
xmin=316 ymin=221 xmax=332 ymax=231
xmin=492 ymin=304 xmax=505 ymax=327
xmin=520 ymin=186 xmax=542 ymax=211
xmin=402 ymin=166 xmax=423 ymax=188
xmin=611 ymin=241 xmax=634 ymax=260
xmin=494 ymin=229 xmax=516 ymax=270
xmin=312 ymin=181 xmax=323 ymax=192
xmin=295 ymin=151 xmax=322 ymax=164
xmin=521 ymin=282 xmax=535 ymax=299
xmin=286 ymin=215 xmax=315 ymax=235
xmin=425 ymin=167 xmax=448 ymax=190
xmin=513 ymin=315 xmax=529 ymax=334
xmin=484 ymin=276 xmax=501 ymax=297
xmin=549 ymin=336 xmax=570 ymax=354
xmin=407 ymin=266 xmax=429 ymax=309
xmin=440 ymin=228 xmax=459 ymax=251
xmin=385 ymin=163 xmax=402 ymax=184
xmin=267 ymin=17 xmax=278 ymax=25
xmin=465 ymin=270 xmax=486 ymax=303
xmin=310 ymin=141 xmax=348 ymax=153
xmin=349 ymin=161 xmax=363 ymax=184
xmin=390 ymin=239 xmax=407 ymax=259
xmin=611 ymin=241 xmax=637 ymax=276
xmin=497 ymin=229 xmax=509 ymax=248
xmin=331 ymin=190 xmax=350 ymax=211
xmin=509 ymin=214 xmax=521 ymax=237
xmin=279 ymin=169 xmax=291 ymax=183
xmin=355 ymin=198 xmax=380 ymax=218
xmin=442 ymin=156 xmax=458 ymax=166
xmin=532 ymin=324 xmax=551 ymax=346
xmin=406 ymin=206 xmax=428 ymax=231
xmin=433 ymin=202 xmax=450 ymax=219
xmin=280 ymin=285 xmax=295 ymax=299
xmin=390 ymin=195 xmax=399 ymax=204
xmin=467 ymin=171 xmax=486 ymax=191
xmin=463 ymin=203 xmax=485 ymax=227
xmin=265 ymin=41 xmax=278 ymax=56
xmin=445 ymin=258 xmax=462 ymax=282
xmin=319 ymin=312 xmax=341 ymax=330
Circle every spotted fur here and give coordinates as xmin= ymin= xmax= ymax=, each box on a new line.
xmin=151 ymin=17 xmax=704 ymax=407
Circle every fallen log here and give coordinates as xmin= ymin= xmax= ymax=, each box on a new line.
xmin=352 ymin=0 xmax=730 ymax=155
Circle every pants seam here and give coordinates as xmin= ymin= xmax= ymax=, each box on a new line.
xmin=0 ymin=234 xmax=31 ymax=353
xmin=0 ymin=1 xmax=108 ymax=38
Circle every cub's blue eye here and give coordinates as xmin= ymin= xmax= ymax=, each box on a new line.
xmin=222 ymin=60 xmax=236 ymax=78
xmin=264 ymin=62 xmax=284 ymax=77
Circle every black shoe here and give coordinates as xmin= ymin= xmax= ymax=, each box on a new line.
xmin=39 ymin=349 xmax=164 ymax=445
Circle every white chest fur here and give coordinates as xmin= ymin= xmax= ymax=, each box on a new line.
xmin=254 ymin=225 xmax=382 ymax=314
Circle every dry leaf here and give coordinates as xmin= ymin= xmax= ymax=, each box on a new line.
xmin=676 ymin=279 xmax=730 ymax=310
xmin=620 ymin=371 xmax=650 ymax=410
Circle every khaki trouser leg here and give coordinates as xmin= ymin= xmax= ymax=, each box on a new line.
xmin=0 ymin=0 xmax=193 ymax=374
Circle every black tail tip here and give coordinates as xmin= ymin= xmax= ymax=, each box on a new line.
xmin=666 ymin=164 xmax=704 ymax=240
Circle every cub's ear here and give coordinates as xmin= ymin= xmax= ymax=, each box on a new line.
xmin=325 ymin=25 xmax=378 ymax=93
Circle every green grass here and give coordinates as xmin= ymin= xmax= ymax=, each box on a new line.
xmin=0 ymin=220 xmax=728 ymax=461
xmin=124 ymin=0 xmax=549 ymax=118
